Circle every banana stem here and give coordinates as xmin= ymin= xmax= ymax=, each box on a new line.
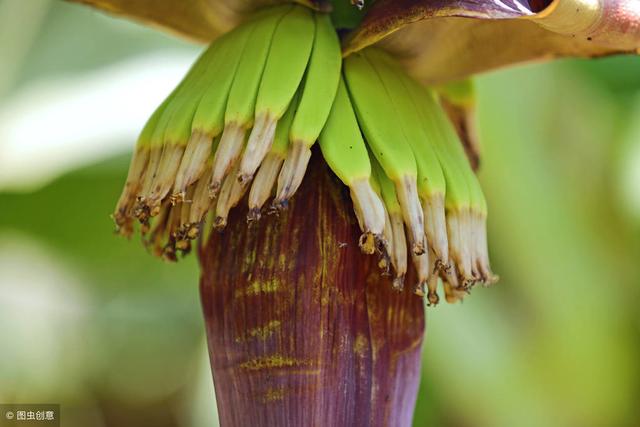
xmin=198 ymin=152 xmax=425 ymax=427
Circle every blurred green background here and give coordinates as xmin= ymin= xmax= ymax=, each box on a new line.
xmin=0 ymin=1 xmax=638 ymax=426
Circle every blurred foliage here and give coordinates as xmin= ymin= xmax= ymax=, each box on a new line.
xmin=0 ymin=1 xmax=639 ymax=426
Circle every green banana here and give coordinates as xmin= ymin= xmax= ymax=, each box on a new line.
xmin=185 ymin=156 xmax=213 ymax=239
xmin=133 ymin=87 xmax=187 ymax=222
xmin=145 ymin=199 xmax=171 ymax=257
xmin=364 ymin=48 xmax=449 ymax=268
xmin=426 ymin=255 xmax=441 ymax=306
xmin=113 ymin=94 xmax=173 ymax=236
xmin=343 ymin=50 xmax=426 ymax=256
xmin=368 ymin=169 xmax=393 ymax=274
xmin=434 ymin=82 xmax=496 ymax=285
xmin=170 ymin=28 xmax=256 ymax=204
xmin=182 ymin=137 xmax=220 ymax=240
xmin=214 ymin=163 xmax=248 ymax=229
xmin=174 ymin=23 xmax=253 ymax=203
xmin=124 ymin=7 xmax=264 ymax=245
xmin=405 ymin=78 xmax=486 ymax=288
xmin=318 ymin=77 xmax=385 ymax=255
xmin=189 ymin=28 xmax=250 ymax=140
xmin=144 ymin=198 xmax=186 ymax=263
xmin=210 ymin=5 xmax=292 ymax=196
xmin=431 ymin=96 xmax=481 ymax=288
xmin=379 ymin=205 xmax=394 ymax=275
xmin=273 ymin=12 xmax=341 ymax=208
xmin=174 ymin=185 xmax=196 ymax=250
xmin=406 ymin=86 xmax=484 ymax=295
xmin=411 ymin=252 xmax=430 ymax=297
xmin=237 ymin=6 xmax=315 ymax=185
xmin=162 ymin=202 xmax=183 ymax=262
xmin=139 ymin=30 xmax=239 ymax=217
xmin=289 ymin=14 xmax=341 ymax=147
xmin=247 ymin=91 xmax=300 ymax=221
xmin=370 ymin=155 xmax=407 ymax=289
xmin=462 ymin=154 xmax=497 ymax=284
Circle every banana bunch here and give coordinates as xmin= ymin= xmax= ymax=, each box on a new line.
xmin=113 ymin=4 xmax=341 ymax=257
xmin=320 ymin=47 xmax=498 ymax=305
xmin=113 ymin=4 xmax=497 ymax=305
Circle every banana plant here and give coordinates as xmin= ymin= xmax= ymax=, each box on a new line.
xmin=66 ymin=0 xmax=639 ymax=425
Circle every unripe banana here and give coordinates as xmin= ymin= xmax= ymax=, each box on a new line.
xmin=426 ymin=255 xmax=441 ymax=306
xmin=366 ymin=167 xmax=393 ymax=273
xmin=163 ymin=202 xmax=184 ymax=262
xmin=113 ymin=95 xmax=173 ymax=236
xmin=135 ymin=79 xmax=198 ymax=222
xmin=174 ymin=185 xmax=197 ymax=250
xmin=430 ymin=96 xmax=487 ymax=288
xmin=434 ymin=80 xmax=496 ymax=285
xmin=172 ymin=24 xmax=254 ymax=203
xmin=379 ymin=206 xmax=394 ymax=275
xmin=463 ymin=162 xmax=498 ymax=285
xmin=170 ymin=131 xmax=211 ymax=204
xmin=273 ymin=13 xmax=341 ymax=208
xmin=247 ymin=91 xmax=300 ymax=221
xmin=289 ymin=14 xmax=341 ymax=147
xmin=170 ymin=40 xmax=252 ymax=204
xmin=210 ymin=5 xmax=292 ymax=196
xmin=370 ymin=156 xmax=407 ymax=290
xmin=343 ymin=50 xmax=426 ymax=256
xmin=182 ymin=138 xmax=220 ymax=240
xmin=411 ymin=252 xmax=430 ymax=297
xmin=318 ymin=77 xmax=385 ymax=255
xmin=189 ymin=28 xmax=251 ymax=139
xmin=364 ymin=48 xmax=449 ymax=268
xmin=429 ymin=91 xmax=496 ymax=289
xmin=214 ymin=163 xmax=248 ymax=229
xmin=401 ymin=76 xmax=479 ymax=289
xmin=237 ymin=6 xmax=315 ymax=185
xmin=139 ymin=30 xmax=239 ymax=218
xmin=145 ymin=199 xmax=171 ymax=257
xmin=145 ymin=198 xmax=185 ymax=262
xmin=185 ymin=158 xmax=213 ymax=239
